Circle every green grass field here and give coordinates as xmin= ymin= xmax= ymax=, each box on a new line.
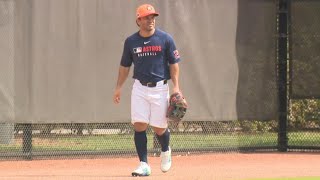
xmin=1 ymin=132 xmax=320 ymax=152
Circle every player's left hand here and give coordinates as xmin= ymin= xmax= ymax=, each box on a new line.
xmin=167 ymin=91 xmax=188 ymax=122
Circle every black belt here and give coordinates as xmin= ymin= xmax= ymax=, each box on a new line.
xmin=140 ymin=80 xmax=167 ymax=87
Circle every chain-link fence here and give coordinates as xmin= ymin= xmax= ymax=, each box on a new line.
xmin=1 ymin=121 xmax=280 ymax=160
xmin=0 ymin=0 xmax=319 ymax=160
xmin=288 ymin=0 xmax=320 ymax=150
xmin=1 ymin=114 xmax=319 ymax=160
xmin=290 ymin=0 xmax=320 ymax=99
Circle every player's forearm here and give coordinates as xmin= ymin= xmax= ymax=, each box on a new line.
xmin=169 ymin=63 xmax=180 ymax=91
xmin=116 ymin=66 xmax=130 ymax=89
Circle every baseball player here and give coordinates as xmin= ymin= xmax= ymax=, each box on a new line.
xmin=113 ymin=4 xmax=182 ymax=177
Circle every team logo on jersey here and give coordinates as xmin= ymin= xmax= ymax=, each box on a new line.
xmin=133 ymin=45 xmax=162 ymax=57
xmin=173 ymin=50 xmax=180 ymax=59
xmin=133 ymin=47 xmax=142 ymax=53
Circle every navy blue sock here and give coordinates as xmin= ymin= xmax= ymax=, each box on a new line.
xmin=156 ymin=129 xmax=170 ymax=152
xmin=134 ymin=130 xmax=148 ymax=163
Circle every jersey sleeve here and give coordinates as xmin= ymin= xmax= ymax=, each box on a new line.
xmin=166 ymin=35 xmax=181 ymax=64
xmin=120 ymin=39 xmax=133 ymax=67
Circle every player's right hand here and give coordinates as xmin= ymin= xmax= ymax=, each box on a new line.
xmin=113 ymin=88 xmax=121 ymax=104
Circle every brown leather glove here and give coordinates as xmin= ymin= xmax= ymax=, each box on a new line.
xmin=167 ymin=92 xmax=188 ymax=122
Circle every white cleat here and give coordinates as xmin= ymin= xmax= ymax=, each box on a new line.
xmin=131 ymin=161 xmax=151 ymax=177
xmin=160 ymin=146 xmax=172 ymax=172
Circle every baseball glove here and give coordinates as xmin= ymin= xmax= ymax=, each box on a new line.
xmin=167 ymin=92 xmax=188 ymax=122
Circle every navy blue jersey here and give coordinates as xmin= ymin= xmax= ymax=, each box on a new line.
xmin=120 ymin=29 xmax=181 ymax=83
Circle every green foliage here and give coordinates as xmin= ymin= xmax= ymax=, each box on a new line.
xmin=238 ymin=120 xmax=277 ymax=133
xmin=235 ymin=99 xmax=320 ymax=133
xmin=289 ymin=99 xmax=320 ymax=130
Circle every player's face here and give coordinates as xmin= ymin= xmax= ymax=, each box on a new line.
xmin=138 ymin=15 xmax=156 ymax=31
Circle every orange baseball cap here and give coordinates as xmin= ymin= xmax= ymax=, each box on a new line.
xmin=136 ymin=4 xmax=159 ymax=19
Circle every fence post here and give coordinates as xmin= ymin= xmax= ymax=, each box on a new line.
xmin=23 ymin=124 xmax=32 ymax=160
xmin=277 ymin=0 xmax=289 ymax=152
